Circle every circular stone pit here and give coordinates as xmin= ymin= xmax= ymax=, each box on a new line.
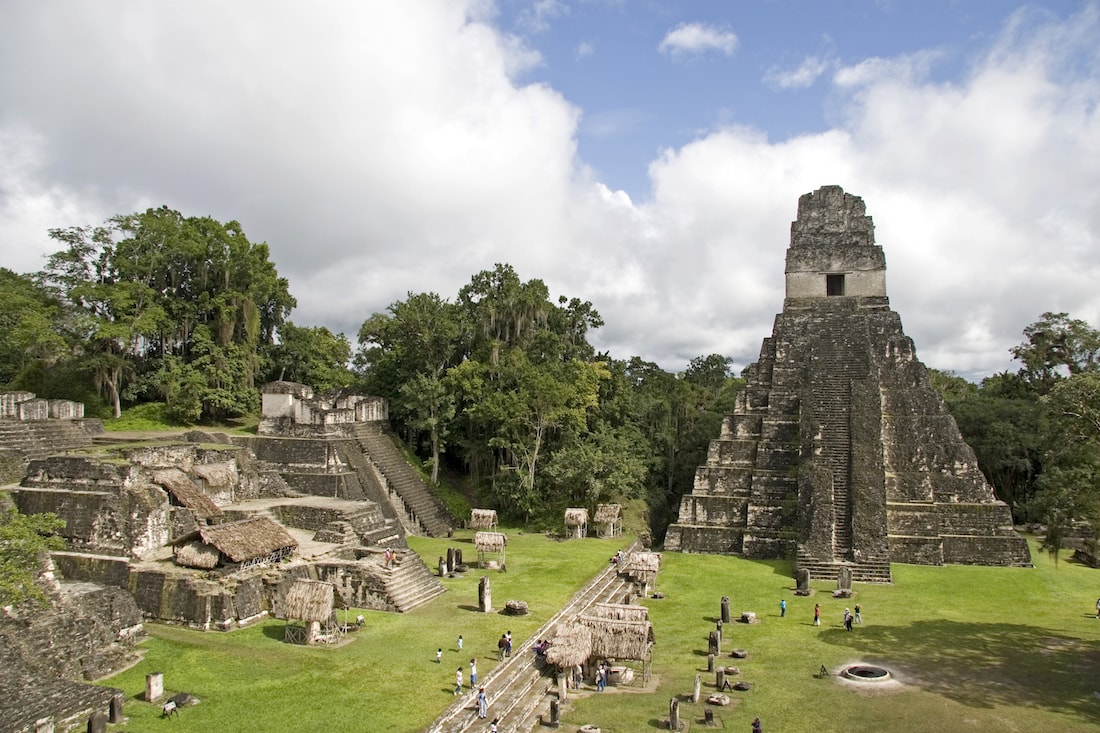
xmin=841 ymin=664 xmax=892 ymax=683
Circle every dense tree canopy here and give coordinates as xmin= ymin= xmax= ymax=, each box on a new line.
xmin=40 ymin=207 xmax=295 ymax=421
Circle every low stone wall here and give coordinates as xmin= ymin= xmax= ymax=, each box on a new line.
xmin=282 ymin=471 xmax=364 ymax=500
xmin=52 ymin=552 xmax=132 ymax=588
xmin=887 ymin=536 xmax=944 ymax=565
xmin=314 ymin=561 xmax=393 ymax=611
xmin=664 ymin=524 xmax=745 ymax=554
xmin=269 ymin=503 xmax=345 ymax=531
xmin=942 ymin=535 xmax=1032 ymax=566
xmin=675 ymin=495 xmax=748 ymax=525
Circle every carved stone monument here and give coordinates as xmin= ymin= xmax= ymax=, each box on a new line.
xmin=479 ymin=576 xmax=492 ymax=613
xmin=665 ymin=186 xmax=1031 ymax=581
xmin=145 ymin=672 xmax=164 ymax=702
xmin=720 ymin=596 xmax=731 ymax=623
xmin=837 ymin=566 xmax=853 ymax=591
xmin=795 ymin=568 xmax=811 ymax=594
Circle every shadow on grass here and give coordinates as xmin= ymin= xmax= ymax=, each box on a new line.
xmin=261 ymin=624 xmax=285 ymax=641
xmin=822 ymin=619 xmax=1100 ymax=719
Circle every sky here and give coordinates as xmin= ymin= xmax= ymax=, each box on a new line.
xmin=0 ymin=0 xmax=1098 ymax=382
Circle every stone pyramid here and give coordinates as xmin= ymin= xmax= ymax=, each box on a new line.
xmin=664 ymin=186 xmax=1031 ymax=581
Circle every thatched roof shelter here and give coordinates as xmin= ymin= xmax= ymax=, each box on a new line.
xmin=587 ymin=603 xmax=649 ymax=622
xmin=579 ymin=616 xmax=655 ymax=665
xmin=173 ymin=541 xmax=220 ymax=570
xmin=173 ymin=516 xmax=298 ymax=568
xmin=469 ymin=509 xmax=498 ymax=530
xmin=152 ymin=468 xmax=223 ymax=519
xmin=283 ymin=579 xmax=346 ymax=645
xmin=545 ymin=622 xmax=593 ymax=669
xmin=564 ymin=508 xmax=589 ymax=526
xmin=475 ymin=531 xmax=507 ymax=552
xmin=284 ymin=579 xmax=338 ymax=623
xmin=564 ymin=507 xmax=588 ymax=538
xmin=621 ymin=551 xmax=662 ymax=587
xmin=594 ymin=504 xmax=622 ymax=537
xmin=475 ymin=531 xmax=507 ymax=569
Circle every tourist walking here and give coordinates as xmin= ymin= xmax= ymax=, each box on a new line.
xmin=1095 ymin=597 xmax=1100 ymax=618
xmin=844 ymin=608 xmax=853 ymax=631
xmin=470 ymin=659 xmax=478 ymax=687
xmin=489 ymin=718 xmax=499 ymax=732
xmin=454 ymin=667 xmax=463 ymax=695
xmin=497 ymin=634 xmax=508 ymax=661
xmin=505 ymin=630 xmax=512 ymax=657
xmin=813 ymin=603 xmax=821 ymax=626
xmin=477 ymin=687 xmax=488 ymax=718
xmin=752 ymin=716 xmax=763 ymax=733
xmin=458 ymin=634 xmax=464 ymax=651
xmin=854 ymin=604 xmax=862 ymax=624
xmin=436 ymin=648 xmax=442 ymax=663
xmin=779 ymin=599 xmax=786 ymax=617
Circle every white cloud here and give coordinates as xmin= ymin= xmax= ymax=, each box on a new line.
xmin=833 ymin=49 xmax=943 ymax=88
xmin=764 ymin=55 xmax=831 ymax=89
xmin=0 ymin=1 xmax=1097 ymax=383
xmin=658 ymin=22 xmax=738 ymax=60
xmin=517 ymin=0 xmax=569 ymax=34
xmin=576 ymin=41 xmax=595 ymax=59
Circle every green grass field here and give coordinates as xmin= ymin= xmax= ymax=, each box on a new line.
xmin=99 ymin=534 xmax=1100 ymax=732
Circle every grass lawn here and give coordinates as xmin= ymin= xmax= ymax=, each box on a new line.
xmin=98 ymin=529 xmax=629 ymax=732
xmin=99 ymin=535 xmax=1100 ymax=732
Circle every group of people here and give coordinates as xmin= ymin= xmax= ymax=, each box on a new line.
xmin=496 ymin=631 xmax=512 ymax=660
xmin=807 ymin=601 xmax=862 ymax=628
xmin=382 ymin=546 xmax=396 ymax=568
xmin=532 ymin=639 xmax=552 ymax=657
xmin=842 ymin=604 xmax=863 ymax=630
xmin=595 ymin=661 xmax=610 ymax=692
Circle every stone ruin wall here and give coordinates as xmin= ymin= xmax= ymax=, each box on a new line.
xmin=258 ymin=381 xmax=388 ymax=437
xmin=15 ymin=438 xmax=411 ymax=629
xmin=1 ymin=390 xmax=86 ymax=421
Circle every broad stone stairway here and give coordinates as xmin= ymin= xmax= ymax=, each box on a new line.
xmin=352 ymin=423 xmax=453 ymax=537
xmin=426 ymin=541 xmax=643 ymax=733
xmin=0 ymin=419 xmax=96 ymax=461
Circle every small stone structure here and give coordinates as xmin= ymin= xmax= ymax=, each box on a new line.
xmin=259 ymin=381 xmax=387 ymax=437
xmin=0 ymin=391 xmax=85 ymax=420
xmin=666 ymin=186 xmax=1032 ymax=580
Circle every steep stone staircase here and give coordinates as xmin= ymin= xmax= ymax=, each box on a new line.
xmin=383 ymin=549 xmax=448 ymax=612
xmin=352 ymin=423 xmax=453 ymax=537
xmin=799 ymin=308 xmax=892 ymax=583
xmin=810 ymin=313 xmax=864 ymax=561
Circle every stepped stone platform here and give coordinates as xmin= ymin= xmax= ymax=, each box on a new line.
xmin=666 ymin=186 xmax=1031 ymax=581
